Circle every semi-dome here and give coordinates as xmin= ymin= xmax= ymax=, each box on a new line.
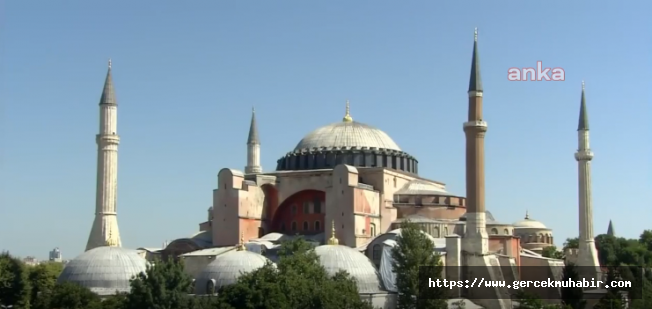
xmin=513 ymin=211 xmax=547 ymax=229
xmin=57 ymin=245 xmax=147 ymax=296
xmin=315 ymin=226 xmax=383 ymax=293
xmin=195 ymin=244 xmax=271 ymax=294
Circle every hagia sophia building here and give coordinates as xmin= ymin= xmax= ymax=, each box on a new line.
xmin=57 ymin=29 xmax=604 ymax=309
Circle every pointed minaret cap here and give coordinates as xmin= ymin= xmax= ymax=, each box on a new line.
xmin=247 ymin=107 xmax=260 ymax=144
xmin=342 ymin=100 xmax=353 ymax=123
xmin=236 ymin=232 xmax=246 ymax=251
xmin=607 ymin=220 xmax=615 ymax=237
xmin=578 ymin=81 xmax=589 ymax=131
xmin=524 ymin=210 xmax=530 ymax=220
xmin=105 ymin=229 xmax=118 ymax=247
xmin=99 ymin=58 xmax=117 ymax=105
xmin=468 ymin=28 xmax=483 ymax=93
xmin=328 ymin=220 xmax=339 ymax=245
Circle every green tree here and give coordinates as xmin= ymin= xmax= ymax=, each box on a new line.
xmin=123 ymin=258 xmax=199 ymax=309
xmin=0 ymin=252 xmax=31 ymax=309
xmin=513 ymin=290 xmax=560 ymax=309
xmin=391 ymin=220 xmax=447 ymax=309
xmin=542 ymin=246 xmax=564 ymax=259
xmin=27 ymin=261 xmax=64 ymax=308
xmin=564 ymin=238 xmax=579 ymax=250
xmin=560 ymin=263 xmax=586 ymax=309
xmin=217 ymin=237 xmax=374 ymax=309
xmin=594 ymin=266 xmax=624 ymax=309
xmin=44 ymin=281 xmax=103 ymax=309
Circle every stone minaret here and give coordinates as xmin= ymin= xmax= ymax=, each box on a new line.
xmin=245 ymin=107 xmax=262 ymax=174
xmin=574 ymin=81 xmax=601 ymax=271
xmin=462 ymin=28 xmax=489 ymax=255
xmin=607 ymin=220 xmax=615 ymax=237
xmin=86 ymin=59 xmax=122 ymax=251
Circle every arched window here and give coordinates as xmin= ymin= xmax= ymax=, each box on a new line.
xmin=370 ymin=223 xmax=376 ymax=237
xmin=504 ymin=229 xmax=509 ymax=235
xmin=280 ymin=222 xmax=286 ymax=232
xmin=190 ymin=279 xmax=196 ymax=294
xmin=303 ymin=202 xmax=310 ymax=214
xmin=491 ymin=228 xmax=498 ymax=235
xmin=291 ymin=221 xmax=297 ymax=232
xmin=303 ymin=221 xmax=309 ymax=231
xmin=539 ymin=234 xmax=544 ymax=243
xmin=206 ymin=279 xmax=215 ymax=294
xmin=291 ymin=205 xmax=297 ymax=215
xmin=314 ymin=220 xmax=321 ymax=231
xmin=313 ymin=198 xmax=322 ymax=213
xmin=372 ymin=244 xmax=382 ymax=267
xmin=434 ymin=226 xmax=440 ymax=238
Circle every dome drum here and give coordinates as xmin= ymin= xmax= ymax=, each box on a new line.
xmin=276 ymin=147 xmax=418 ymax=174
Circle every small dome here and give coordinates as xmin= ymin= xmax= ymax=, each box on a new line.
xmin=195 ymin=249 xmax=271 ymax=294
xmin=294 ymin=122 xmax=401 ymax=151
xmin=57 ymin=246 xmax=147 ymax=296
xmin=513 ymin=212 xmax=547 ymax=229
xmin=315 ymin=244 xmax=383 ymax=293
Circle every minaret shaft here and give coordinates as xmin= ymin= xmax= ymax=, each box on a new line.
xmin=574 ymin=83 xmax=600 ymax=272
xmin=86 ymin=61 xmax=122 ymax=251
xmin=462 ymin=29 xmax=488 ymax=255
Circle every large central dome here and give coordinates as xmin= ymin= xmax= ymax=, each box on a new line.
xmin=276 ymin=101 xmax=418 ymax=174
xmin=294 ymin=121 xmax=401 ymax=151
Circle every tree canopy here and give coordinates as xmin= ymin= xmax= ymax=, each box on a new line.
xmin=391 ymin=220 xmax=447 ymax=309
xmin=217 ymin=237 xmax=374 ymax=309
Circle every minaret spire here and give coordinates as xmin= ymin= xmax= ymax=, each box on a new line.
xmin=578 ymin=81 xmax=589 ymax=131
xmin=86 ymin=60 xmax=122 ymax=251
xmin=343 ymin=100 xmax=353 ymax=122
xmin=468 ymin=28 xmax=483 ymax=94
xmin=574 ymin=81 xmax=601 ymax=278
xmin=328 ymin=220 xmax=339 ymax=245
xmin=607 ymin=220 xmax=615 ymax=237
xmin=245 ymin=107 xmax=262 ymax=174
xmin=462 ymin=28 xmax=489 ymax=255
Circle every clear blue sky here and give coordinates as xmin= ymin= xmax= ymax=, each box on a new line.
xmin=2 ymin=1 xmax=650 ymax=260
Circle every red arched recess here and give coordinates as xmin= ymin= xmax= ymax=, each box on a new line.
xmin=261 ymin=184 xmax=279 ymax=221
xmin=271 ymin=190 xmax=325 ymax=235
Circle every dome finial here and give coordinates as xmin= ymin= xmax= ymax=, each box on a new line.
xmin=343 ymin=100 xmax=353 ymax=123
xmin=524 ymin=210 xmax=530 ymax=220
xmin=328 ymin=220 xmax=339 ymax=245
xmin=105 ymin=229 xmax=117 ymax=247
xmin=237 ymin=232 xmax=246 ymax=251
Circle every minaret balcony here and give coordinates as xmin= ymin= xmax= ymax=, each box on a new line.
xmin=574 ymin=151 xmax=594 ymax=161
xmin=463 ymin=120 xmax=488 ymax=132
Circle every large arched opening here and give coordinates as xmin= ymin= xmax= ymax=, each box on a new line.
xmin=270 ymin=189 xmax=325 ymax=235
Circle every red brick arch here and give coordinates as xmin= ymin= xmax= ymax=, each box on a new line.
xmin=271 ymin=190 xmax=325 ymax=235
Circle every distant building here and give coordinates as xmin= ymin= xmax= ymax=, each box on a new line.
xmin=22 ymin=256 xmax=39 ymax=266
xmin=49 ymin=247 xmax=63 ymax=262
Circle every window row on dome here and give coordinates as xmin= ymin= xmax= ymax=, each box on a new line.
xmin=276 ymin=150 xmax=418 ymax=174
